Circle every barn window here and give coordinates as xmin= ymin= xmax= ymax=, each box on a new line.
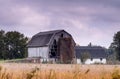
xmin=61 ymin=34 xmax=63 ymax=38
xmin=100 ymin=58 xmax=103 ymax=61
xmin=54 ymin=39 xmax=57 ymax=45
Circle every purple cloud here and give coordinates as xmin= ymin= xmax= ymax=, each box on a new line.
xmin=0 ymin=0 xmax=120 ymax=47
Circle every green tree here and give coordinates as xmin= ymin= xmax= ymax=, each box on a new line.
xmin=111 ymin=31 xmax=120 ymax=61
xmin=5 ymin=31 xmax=28 ymax=59
xmin=0 ymin=30 xmax=5 ymax=59
xmin=80 ymin=52 xmax=91 ymax=63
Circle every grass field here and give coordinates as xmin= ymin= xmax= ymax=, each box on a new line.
xmin=0 ymin=63 xmax=120 ymax=79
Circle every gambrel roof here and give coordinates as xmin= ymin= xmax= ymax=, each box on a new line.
xmin=27 ymin=30 xmax=73 ymax=47
xmin=75 ymin=46 xmax=107 ymax=58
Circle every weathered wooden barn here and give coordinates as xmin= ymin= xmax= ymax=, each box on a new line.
xmin=27 ymin=30 xmax=76 ymax=63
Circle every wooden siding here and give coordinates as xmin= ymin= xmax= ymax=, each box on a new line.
xmin=58 ymin=38 xmax=75 ymax=63
xmin=28 ymin=47 xmax=49 ymax=58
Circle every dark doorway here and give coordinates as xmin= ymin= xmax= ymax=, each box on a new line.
xmin=50 ymin=40 xmax=58 ymax=58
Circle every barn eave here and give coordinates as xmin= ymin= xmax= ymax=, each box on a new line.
xmin=27 ymin=45 xmax=48 ymax=48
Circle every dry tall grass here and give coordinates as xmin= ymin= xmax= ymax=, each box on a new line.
xmin=0 ymin=63 xmax=120 ymax=79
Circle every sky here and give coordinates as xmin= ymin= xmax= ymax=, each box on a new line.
xmin=0 ymin=0 xmax=120 ymax=48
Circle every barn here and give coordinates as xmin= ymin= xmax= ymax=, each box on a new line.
xmin=75 ymin=45 xmax=107 ymax=64
xmin=27 ymin=30 xmax=76 ymax=63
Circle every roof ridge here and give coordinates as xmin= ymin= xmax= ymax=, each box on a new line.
xmin=35 ymin=29 xmax=64 ymax=36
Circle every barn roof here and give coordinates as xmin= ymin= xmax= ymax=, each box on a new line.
xmin=75 ymin=46 xmax=107 ymax=58
xmin=35 ymin=30 xmax=63 ymax=36
xmin=27 ymin=30 xmax=65 ymax=47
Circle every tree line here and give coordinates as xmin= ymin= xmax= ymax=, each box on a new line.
xmin=0 ymin=30 xmax=28 ymax=60
xmin=79 ymin=31 xmax=120 ymax=62
xmin=109 ymin=31 xmax=120 ymax=61
xmin=0 ymin=29 xmax=120 ymax=61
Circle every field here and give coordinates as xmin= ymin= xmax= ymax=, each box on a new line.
xmin=0 ymin=63 xmax=120 ymax=79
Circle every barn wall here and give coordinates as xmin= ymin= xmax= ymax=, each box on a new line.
xmin=49 ymin=31 xmax=74 ymax=46
xmin=84 ymin=58 xmax=106 ymax=64
xmin=58 ymin=38 xmax=75 ymax=63
xmin=49 ymin=31 xmax=75 ymax=61
xmin=54 ymin=31 xmax=72 ymax=42
xmin=49 ymin=31 xmax=72 ymax=52
xmin=28 ymin=47 xmax=49 ymax=58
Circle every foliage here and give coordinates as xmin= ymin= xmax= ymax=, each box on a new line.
xmin=0 ymin=30 xmax=28 ymax=59
xmin=0 ymin=30 xmax=5 ymax=59
xmin=80 ymin=52 xmax=90 ymax=63
xmin=110 ymin=31 xmax=120 ymax=61
xmin=112 ymin=67 xmax=120 ymax=79
xmin=26 ymin=67 xmax=39 ymax=79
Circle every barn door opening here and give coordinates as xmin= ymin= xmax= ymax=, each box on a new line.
xmin=50 ymin=40 xmax=58 ymax=58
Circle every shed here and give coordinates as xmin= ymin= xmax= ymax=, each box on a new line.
xmin=75 ymin=46 xmax=107 ymax=64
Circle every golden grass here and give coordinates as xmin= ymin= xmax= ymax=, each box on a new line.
xmin=0 ymin=63 xmax=120 ymax=79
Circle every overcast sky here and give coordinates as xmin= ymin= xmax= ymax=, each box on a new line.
xmin=0 ymin=0 xmax=120 ymax=48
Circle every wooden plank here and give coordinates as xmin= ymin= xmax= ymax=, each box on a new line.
xmin=58 ymin=38 xmax=75 ymax=63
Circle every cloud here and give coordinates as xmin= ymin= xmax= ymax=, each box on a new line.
xmin=0 ymin=0 xmax=120 ymax=47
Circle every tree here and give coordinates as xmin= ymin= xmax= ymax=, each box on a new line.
xmin=111 ymin=31 xmax=120 ymax=61
xmin=5 ymin=31 xmax=28 ymax=59
xmin=0 ymin=30 xmax=28 ymax=59
xmin=0 ymin=30 xmax=5 ymax=59
xmin=80 ymin=52 xmax=91 ymax=63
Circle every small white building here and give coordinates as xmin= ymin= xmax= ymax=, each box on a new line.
xmin=75 ymin=45 xmax=107 ymax=64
